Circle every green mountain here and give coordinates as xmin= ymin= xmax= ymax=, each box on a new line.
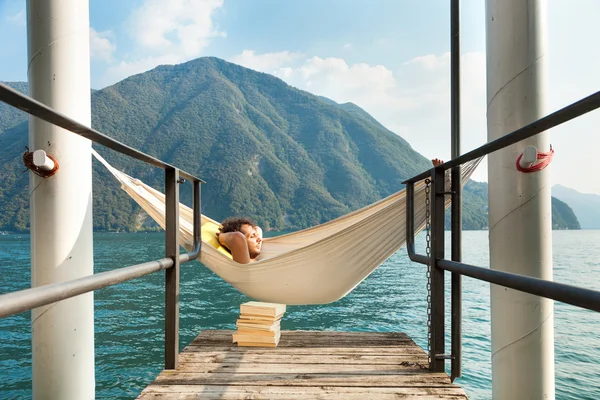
xmin=0 ymin=82 xmax=28 ymax=133
xmin=0 ymin=58 xmax=579 ymax=232
xmin=446 ymin=180 xmax=490 ymax=230
xmin=552 ymin=184 xmax=600 ymax=229
xmin=448 ymin=180 xmax=580 ymax=230
xmin=551 ymin=196 xmax=581 ymax=230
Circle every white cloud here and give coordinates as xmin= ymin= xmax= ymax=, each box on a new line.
xmin=232 ymin=50 xmax=303 ymax=73
xmin=403 ymin=54 xmax=447 ymax=71
xmin=127 ymin=0 xmax=225 ymax=54
xmin=98 ymin=0 xmax=225 ymax=87
xmin=265 ymin=56 xmax=416 ymax=111
xmin=90 ymin=28 xmax=116 ymax=63
xmin=398 ymin=52 xmax=487 ymax=158
xmin=343 ymin=43 xmax=352 ymax=50
xmin=281 ymin=56 xmax=416 ymax=112
xmin=8 ymin=8 xmax=25 ymax=26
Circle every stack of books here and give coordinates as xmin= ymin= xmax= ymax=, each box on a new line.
xmin=232 ymin=301 xmax=286 ymax=347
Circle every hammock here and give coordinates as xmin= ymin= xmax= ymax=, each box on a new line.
xmin=93 ymin=149 xmax=481 ymax=305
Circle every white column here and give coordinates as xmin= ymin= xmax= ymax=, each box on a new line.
xmin=485 ymin=1 xmax=555 ymax=399
xmin=27 ymin=1 xmax=95 ymax=399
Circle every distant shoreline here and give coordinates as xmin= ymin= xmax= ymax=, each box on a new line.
xmin=2 ymin=227 xmax=596 ymax=237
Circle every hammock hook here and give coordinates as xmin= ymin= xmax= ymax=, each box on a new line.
xmin=22 ymin=147 xmax=60 ymax=178
xmin=516 ymin=145 xmax=554 ymax=173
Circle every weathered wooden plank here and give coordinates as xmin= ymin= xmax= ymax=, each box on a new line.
xmin=152 ymin=372 xmax=453 ymax=387
xmin=190 ymin=337 xmax=416 ymax=348
xmin=193 ymin=330 xmax=412 ymax=339
xmin=190 ymin=330 xmax=414 ymax=346
xmin=138 ymin=330 xmax=468 ymax=399
xmin=197 ymin=330 xmax=411 ymax=339
xmin=193 ymin=337 xmax=416 ymax=344
xmin=182 ymin=345 xmax=426 ymax=354
xmin=179 ymin=352 xmax=428 ymax=365
xmin=139 ymin=394 xmax=467 ymax=400
xmin=190 ymin=337 xmax=415 ymax=345
xmin=138 ymin=385 xmax=468 ymax=399
xmin=141 ymin=385 xmax=466 ymax=395
xmin=188 ymin=340 xmax=416 ymax=349
xmin=170 ymin=362 xmax=429 ymax=374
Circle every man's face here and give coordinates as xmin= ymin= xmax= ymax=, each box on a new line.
xmin=240 ymin=224 xmax=262 ymax=259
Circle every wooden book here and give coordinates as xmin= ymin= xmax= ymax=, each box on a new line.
xmin=232 ymin=332 xmax=281 ymax=344
xmin=236 ymin=320 xmax=280 ymax=331
xmin=238 ymin=314 xmax=282 ymax=322
xmin=240 ymin=301 xmax=286 ymax=318
xmin=236 ymin=328 xmax=279 ymax=337
xmin=237 ymin=342 xmax=278 ymax=348
xmin=240 ymin=312 xmax=284 ymax=321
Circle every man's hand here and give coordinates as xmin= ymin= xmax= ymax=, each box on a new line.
xmin=432 ymin=158 xmax=444 ymax=167
xmin=216 ymin=231 xmax=251 ymax=264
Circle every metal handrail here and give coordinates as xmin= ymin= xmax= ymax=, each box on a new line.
xmin=405 ymin=182 xmax=429 ymax=266
xmin=0 ymin=241 xmax=201 ymax=320
xmin=438 ymin=259 xmax=600 ymax=313
xmin=0 ymin=82 xmax=204 ymax=369
xmin=0 ymin=82 xmax=205 ymax=184
xmin=404 ymin=87 xmax=600 ymax=377
xmin=0 ymin=257 xmax=174 ymax=318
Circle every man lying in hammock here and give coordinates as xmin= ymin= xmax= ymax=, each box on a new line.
xmin=216 ymin=217 xmax=263 ymax=264
xmin=217 ymin=159 xmax=444 ymax=264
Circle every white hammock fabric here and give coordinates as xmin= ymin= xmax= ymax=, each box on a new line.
xmin=93 ymin=149 xmax=481 ymax=305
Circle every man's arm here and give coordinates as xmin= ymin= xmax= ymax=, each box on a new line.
xmin=216 ymin=231 xmax=251 ymax=264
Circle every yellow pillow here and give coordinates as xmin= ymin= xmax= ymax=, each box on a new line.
xmin=201 ymin=221 xmax=233 ymax=259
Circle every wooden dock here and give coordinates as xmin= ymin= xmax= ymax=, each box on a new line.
xmin=138 ymin=330 xmax=468 ymax=399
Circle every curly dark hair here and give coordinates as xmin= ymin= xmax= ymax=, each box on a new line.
xmin=219 ymin=217 xmax=257 ymax=234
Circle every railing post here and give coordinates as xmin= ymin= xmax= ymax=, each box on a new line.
xmin=406 ymin=182 xmax=414 ymax=251
xmin=193 ymin=181 xmax=201 ymax=252
xmin=450 ymin=0 xmax=462 ymax=382
xmin=430 ymin=167 xmax=446 ymax=372
xmin=450 ymin=170 xmax=462 ymax=380
xmin=165 ymin=167 xmax=180 ymax=369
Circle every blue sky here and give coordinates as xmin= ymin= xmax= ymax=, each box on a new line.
xmin=1 ymin=0 xmax=599 ymax=194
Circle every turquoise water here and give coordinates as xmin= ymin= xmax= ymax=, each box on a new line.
xmin=1 ymin=230 xmax=599 ymax=399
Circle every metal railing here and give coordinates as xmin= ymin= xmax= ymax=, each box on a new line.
xmin=0 ymin=82 xmax=203 ymax=370
xmin=403 ymin=88 xmax=600 ymax=378
xmin=449 ymin=0 xmax=462 ymax=380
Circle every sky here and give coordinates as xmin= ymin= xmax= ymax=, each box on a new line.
xmin=1 ymin=0 xmax=599 ymax=194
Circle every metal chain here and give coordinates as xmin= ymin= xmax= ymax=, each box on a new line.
xmin=424 ymin=178 xmax=432 ymax=366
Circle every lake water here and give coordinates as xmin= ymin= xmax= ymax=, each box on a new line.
xmin=1 ymin=230 xmax=599 ymax=399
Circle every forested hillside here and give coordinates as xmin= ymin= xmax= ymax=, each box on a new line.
xmin=552 ymin=184 xmax=600 ymax=229
xmin=0 ymin=58 xmax=578 ymax=232
xmin=551 ymin=197 xmax=581 ymax=230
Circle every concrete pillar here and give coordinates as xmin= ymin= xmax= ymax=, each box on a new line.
xmin=27 ymin=0 xmax=95 ymax=398
xmin=485 ymin=1 xmax=555 ymax=399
